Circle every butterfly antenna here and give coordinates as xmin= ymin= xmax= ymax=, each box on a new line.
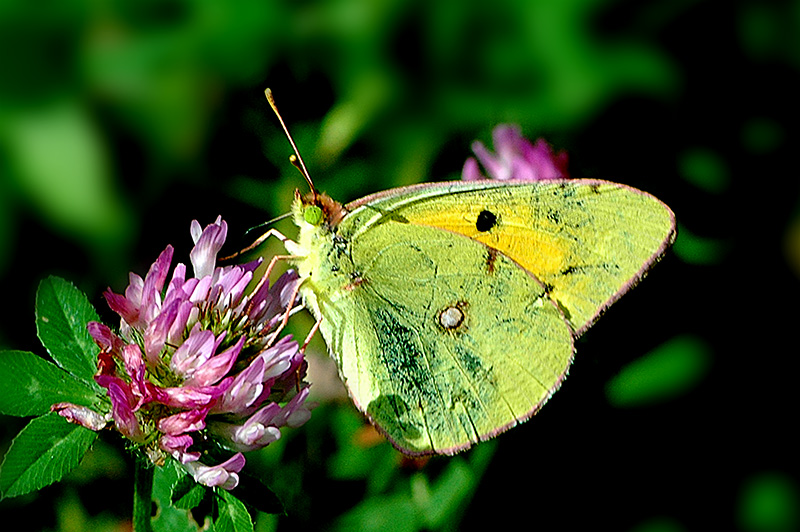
xmin=243 ymin=212 xmax=293 ymax=237
xmin=265 ymin=88 xmax=316 ymax=196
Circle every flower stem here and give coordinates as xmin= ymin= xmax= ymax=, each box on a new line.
xmin=133 ymin=458 xmax=154 ymax=532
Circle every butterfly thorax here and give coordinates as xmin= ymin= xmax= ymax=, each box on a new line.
xmin=288 ymin=190 xmax=359 ymax=337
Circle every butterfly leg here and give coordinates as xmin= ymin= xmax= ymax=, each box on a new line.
xmin=242 ymin=227 xmax=303 ymax=309
xmin=300 ymin=315 xmax=323 ymax=355
xmin=231 ymin=228 xmax=306 ymax=345
xmin=288 ymin=315 xmax=323 ymax=393
xmin=242 ymin=252 xmax=300 ymax=317
xmin=264 ymin=276 xmax=304 ymax=346
xmin=221 ymin=228 xmax=297 ymax=261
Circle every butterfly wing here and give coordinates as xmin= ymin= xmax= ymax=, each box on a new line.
xmin=348 ymin=179 xmax=676 ymax=335
xmin=303 ymin=217 xmax=574 ymax=455
xmin=297 ymin=178 xmax=673 ymax=454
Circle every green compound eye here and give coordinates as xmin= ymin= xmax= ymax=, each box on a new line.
xmin=304 ymin=205 xmax=323 ymax=225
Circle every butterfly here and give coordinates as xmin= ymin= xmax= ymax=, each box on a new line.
xmin=265 ymin=90 xmax=675 ymax=456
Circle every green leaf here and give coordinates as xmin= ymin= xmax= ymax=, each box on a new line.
xmin=152 ymin=461 xmax=203 ymax=532
xmin=419 ymin=442 xmax=496 ymax=529
xmin=215 ymin=489 xmax=254 ymax=532
xmin=0 ymin=350 xmax=101 ymax=416
xmin=331 ymin=494 xmax=417 ymax=532
xmin=172 ymin=474 xmax=208 ymax=510
xmin=416 ymin=459 xmax=473 ymax=528
xmin=331 ymin=442 xmax=497 ymax=532
xmin=0 ymin=412 xmax=97 ymax=499
xmin=35 ymin=276 xmax=102 ymax=384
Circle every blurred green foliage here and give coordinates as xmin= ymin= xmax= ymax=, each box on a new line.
xmin=629 ymin=517 xmax=687 ymax=532
xmin=739 ymin=472 xmax=799 ymax=532
xmin=678 ymin=148 xmax=729 ymax=194
xmin=672 ymin=223 xmax=729 ymax=265
xmin=1 ymin=0 xmax=799 ymax=530
xmin=605 ymin=335 xmax=711 ymax=407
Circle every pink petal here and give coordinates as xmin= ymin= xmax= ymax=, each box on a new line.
xmin=182 ymin=453 xmax=245 ymax=490
xmin=148 ymin=383 xmax=223 ymax=409
xmin=168 ymin=300 xmax=193 ymax=345
xmin=139 ymin=246 xmax=174 ymax=324
xmin=262 ymin=335 xmax=302 ymax=381
xmin=208 ymin=415 xmax=282 ymax=452
xmin=160 ymin=434 xmax=201 ymax=463
xmin=248 ymin=270 xmax=300 ymax=329
xmin=167 ymin=262 xmax=187 ymax=293
xmin=87 ymin=322 xmax=125 ymax=355
xmin=121 ymin=344 xmax=149 ymax=406
xmin=211 ymin=356 xmax=265 ymax=415
xmin=188 ymin=276 xmax=212 ymax=304
xmin=51 ymin=403 xmax=110 ymax=431
xmin=471 ymin=140 xmax=507 ymax=180
xmin=190 ymin=217 xmax=227 ymax=279
xmin=270 ymin=387 xmax=312 ymax=429
xmin=461 ymin=157 xmax=484 ymax=181
xmin=184 ymin=336 xmax=244 ymax=387
xmin=463 ymin=125 xmax=569 ymax=182
xmin=143 ymin=298 xmax=180 ymax=364
xmin=158 ymin=408 xmax=209 ymax=435
xmin=170 ymin=328 xmax=218 ymax=378
xmin=95 ymin=375 xmax=144 ymax=441
xmin=103 ymin=289 xmax=139 ymax=326
xmin=121 ymin=272 xmax=145 ymax=318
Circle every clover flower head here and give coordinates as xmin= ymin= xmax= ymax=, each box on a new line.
xmin=54 ymin=217 xmax=310 ymax=490
xmin=462 ymin=124 xmax=569 ymax=182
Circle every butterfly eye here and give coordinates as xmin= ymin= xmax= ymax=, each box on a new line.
xmin=304 ymin=205 xmax=324 ymax=225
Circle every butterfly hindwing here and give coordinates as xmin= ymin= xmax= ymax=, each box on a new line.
xmin=309 ymin=218 xmax=574 ymax=455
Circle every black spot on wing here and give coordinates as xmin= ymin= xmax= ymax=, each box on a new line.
xmin=476 ymin=210 xmax=498 ymax=232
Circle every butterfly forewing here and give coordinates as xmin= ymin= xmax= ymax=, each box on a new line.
xmin=349 ymin=179 xmax=676 ymax=335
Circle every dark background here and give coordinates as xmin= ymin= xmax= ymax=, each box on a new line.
xmin=1 ymin=0 xmax=798 ymax=530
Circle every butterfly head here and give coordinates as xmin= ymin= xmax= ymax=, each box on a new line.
xmin=289 ymin=190 xmax=350 ymax=284
xmin=292 ymin=190 xmax=348 ymax=234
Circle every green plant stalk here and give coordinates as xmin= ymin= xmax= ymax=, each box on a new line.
xmin=133 ymin=459 xmax=154 ymax=532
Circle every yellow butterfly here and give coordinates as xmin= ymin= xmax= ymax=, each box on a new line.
xmin=266 ymin=90 xmax=675 ymax=455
